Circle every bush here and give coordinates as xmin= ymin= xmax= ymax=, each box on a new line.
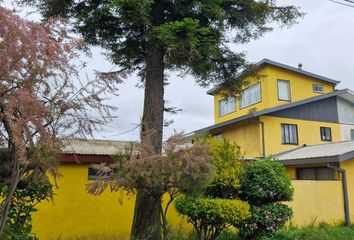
xmin=239 ymin=203 xmax=292 ymax=238
xmin=0 ymin=182 xmax=52 ymax=240
xmin=240 ymin=159 xmax=293 ymax=205
xmin=238 ymin=159 xmax=293 ymax=239
xmin=175 ymin=195 xmax=250 ymax=240
xmin=204 ymin=139 xmax=242 ymax=199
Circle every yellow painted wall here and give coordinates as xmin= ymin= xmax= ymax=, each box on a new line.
xmin=288 ymin=180 xmax=344 ymax=226
xmin=261 ymin=116 xmax=341 ymax=155
xmin=32 ymin=164 xmax=189 ymax=240
xmin=210 ymin=118 xmax=263 ymax=158
xmin=214 ymin=65 xmax=335 ymax=124
xmin=339 ymin=160 xmax=354 ymax=222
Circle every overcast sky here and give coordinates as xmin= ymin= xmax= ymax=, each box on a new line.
xmin=2 ymin=0 xmax=354 ymax=141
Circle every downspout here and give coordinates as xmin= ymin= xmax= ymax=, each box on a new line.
xmin=327 ymin=163 xmax=350 ymax=226
xmin=253 ymin=120 xmax=266 ymax=157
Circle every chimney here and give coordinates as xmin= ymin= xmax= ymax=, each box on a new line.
xmin=298 ymin=63 xmax=303 ymax=70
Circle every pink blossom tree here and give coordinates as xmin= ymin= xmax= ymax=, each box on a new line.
xmin=0 ymin=7 xmax=124 ymax=235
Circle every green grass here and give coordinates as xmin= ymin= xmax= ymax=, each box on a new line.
xmin=216 ymin=224 xmax=354 ymax=240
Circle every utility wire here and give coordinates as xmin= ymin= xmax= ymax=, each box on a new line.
xmin=329 ymin=0 xmax=354 ymax=8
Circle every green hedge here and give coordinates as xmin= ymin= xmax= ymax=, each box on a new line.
xmin=175 ymin=196 xmax=250 ymax=240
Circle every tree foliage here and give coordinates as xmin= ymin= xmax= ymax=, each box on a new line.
xmin=86 ymin=133 xmax=214 ymax=239
xmin=0 ymin=7 xmax=124 ymax=235
xmin=18 ymin=0 xmax=303 ymax=89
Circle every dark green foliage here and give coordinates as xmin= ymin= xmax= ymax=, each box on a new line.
xmin=239 ymin=203 xmax=292 ymax=239
xmin=238 ymin=159 xmax=294 ymax=239
xmin=18 ymin=0 xmax=303 ymax=88
xmin=240 ymin=159 xmax=293 ymax=205
xmin=0 ymin=183 xmax=52 ymax=240
xmin=175 ymin=195 xmax=250 ymax=240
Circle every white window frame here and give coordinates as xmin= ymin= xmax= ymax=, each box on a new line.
xmin=313 ymin=84 xmax=324 ymax=94
xmin=218 ymin=97 xmax=236 ymax=117
xmin=277 ymin=80 xmax=291 ymax=101
xmin=240 ymin=83 xmax=261 ymax=109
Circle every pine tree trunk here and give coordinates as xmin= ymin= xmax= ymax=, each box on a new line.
xmin=130 ymin=1 xmax=165 ymax=237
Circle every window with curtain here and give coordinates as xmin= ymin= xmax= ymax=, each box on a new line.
xmin=218 ymin=97 xmax=236 ymax=116
xmin=313 ymin=84 xmax=324 ymax=93
xmin=320 ymin=127 xmax=332 ymax=141
xmin=277 ymin=80 xmax=291 ymax=101
xmin=281 ymin=124 xmax=298 ymax=144
xmin=240 ymin=83 xmax=261 ymax=109
xmin=296 ymin=167 xmax=338 ymax=180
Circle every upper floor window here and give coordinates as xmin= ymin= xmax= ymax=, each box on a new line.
xmin=218 ymin=97 xmax=236 ymax=116
xmin=240 ymin=83 xmax=261 ymax=109
xmin=313 ymin=84 xmax=324 ymax=94
xmin=281 ymin=124 xmax=298 ymax=145
xmin=320 ymin=127 xmax=332 ymax=141
xmin=277 ymin=80 xmax=291 ymax=101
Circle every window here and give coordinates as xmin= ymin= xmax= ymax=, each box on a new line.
xmin=313 ymin=84 xmax=324 ymax=93
xmin=218 ymin=97 xmax=236 ymax=116
xmin=277 ymin=80 xmax=291 ymax=101
xmin=351 ymin=130 xmax=354 ymax=140
xmin=320 ymin=127 xmax=332 ymax=141
xmin=281 ymin=124 xmax=298 ymax=145
xmin=240 ymin=83 xmax=261 ymax=109
xmin=88 ymin=167 xmax=98 ymax=180
xmin=212 ymin=133 xmax=222 ymax=142
xmin=296 ymin=167 xmax=338 ymax=180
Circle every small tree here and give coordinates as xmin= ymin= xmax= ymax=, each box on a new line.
xmin=0 ymin=7 xmax=123 ymax=236
xmin=238 ymin=159 xmax=294 ymax=239
xmin=86 ymin=133 xmax=214 ymax=239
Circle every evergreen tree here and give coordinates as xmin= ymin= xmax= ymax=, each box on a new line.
xmin=17 ymin=1 xmax=303 ymax=239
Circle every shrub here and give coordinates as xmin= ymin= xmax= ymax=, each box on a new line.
xmin=239 ymin=203 xmax=292 ymax=238
xmin=237 ymin=159 xmax=294 ymax=239
xmin=0 ymin=182 xmax=52 ymax=240
xmin=204 ymin=139 xmax=242 ymax=199
xmin=175 ymin=195 xmax=250 ymax=240
xmin=239 ymin=159 xmax=293 ymax=205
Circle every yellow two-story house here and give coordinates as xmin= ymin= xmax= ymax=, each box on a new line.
xmin=197 ymin=58 xmax=354 ymax=226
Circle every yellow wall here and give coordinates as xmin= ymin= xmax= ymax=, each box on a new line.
xmin=288 ymin=180 xmax=344 ymax=226
xmin=261 ymin=116 xmax=341 ymax=155
xmin=32 ymin=164 xmax=189 ymax=240
xmin=210 ymin=118 xmax=263 ymax=158
xmin=339 ymin=160 xmax=354 ymax=222
xmin=214 ymin=65 xmax=335 ymax=124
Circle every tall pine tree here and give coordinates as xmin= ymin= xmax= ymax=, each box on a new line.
xmin=17 ymin=0 xmax=302 ymax=239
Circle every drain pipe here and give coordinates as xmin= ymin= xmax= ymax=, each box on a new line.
xmin=327 ymin=163 xmax=350 ymax=226
xmin=253 ymin=120 xmax=266 ymax=157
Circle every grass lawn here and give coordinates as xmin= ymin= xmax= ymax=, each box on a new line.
xmin=217 ymin=224 xmax=354 ymax=240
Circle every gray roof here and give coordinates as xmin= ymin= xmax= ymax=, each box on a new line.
xmin=207 ymin=58 xmax=341 ymax=95
xmin=196 ymin=89 xmax=354 ymax=134
xmin=272 ymin=140 xmax=354 ymax=165
xmin=61 ymin=138 xmax=133 ymax=155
